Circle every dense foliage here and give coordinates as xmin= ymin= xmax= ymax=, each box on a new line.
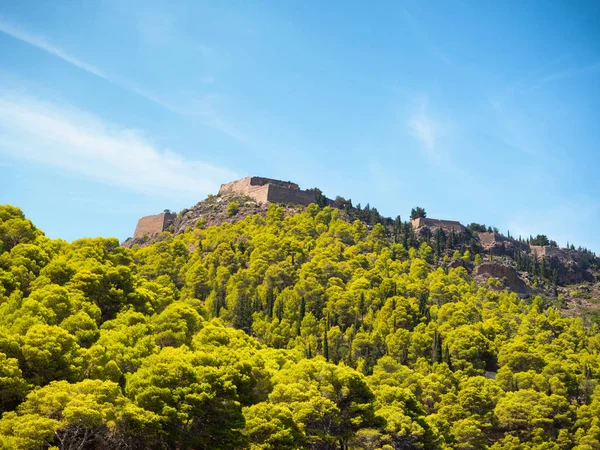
xmin=1 ymin=203 xmax=600 ymax=449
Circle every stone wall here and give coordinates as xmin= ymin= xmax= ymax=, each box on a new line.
xmin=411 ymin=217 xmax=466 ymax=232
xmin=249 ymin=185 xmax=270 ymax=203
xmin=530 ymin=245 xmax=564 ymax=259
xmin=218 ymin=176 xmax=317 ymax=206
xmin=250 ymin=177 xmax=299 ymax=190
xmin=218 ymin=177 xmax=253 ymax=195
xmin=133 ymin=213 xmax=176 ymax=239
xmin=266 ymin=184 xmax=316 ymax=206
xmin=478 ymin=232 xmax=505 ymax=247
xmin=478 ymin=232 xmax=529 ymax=256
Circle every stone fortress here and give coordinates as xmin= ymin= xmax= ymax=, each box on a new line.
xmin=130 ymin=176 xmax=594 ymax=281
xmin=132 ymin=176 xmax=474 ymax=241
xmin=132 ymin=176 xmax=320 ymax=239
xmin=410 ymin=217 xmax=466 ymax=232
xmin=218 ymin=176 xmax=318 ymax=206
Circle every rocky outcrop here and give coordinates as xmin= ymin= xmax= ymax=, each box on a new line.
xmin=529 ymin=245 xmax=599 ymax=285
xmin=172 ymin=193 xmax=271 ymax=234
xmin=475 ymin=263 xmax=529 ymax=296
xmin=123 ymin=192 xmax=308 ymax=248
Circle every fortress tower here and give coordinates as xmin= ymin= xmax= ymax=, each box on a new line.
xmin=133 ymin=212 xmax=176 ymax=239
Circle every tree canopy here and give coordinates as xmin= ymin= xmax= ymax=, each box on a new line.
xmin=410 ymin=207 xmax=427 ymax=220
xmin=1 ymin=203 xmax=600 ymax=449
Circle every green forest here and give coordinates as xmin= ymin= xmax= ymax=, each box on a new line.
xmin=1 ymin=203 xmax=600 ymax=450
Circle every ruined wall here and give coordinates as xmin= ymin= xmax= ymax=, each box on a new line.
xmin=529 ymin=245 xmax=547 ymax=258
xmin=438 ymin=219 xmax=466 ymax=231
xmin=266 ymin=184 xmax=316 ymax=206
xmin=219 ymin=177 xmax=252 ymax=195
xmin=478 ymin=232 xmax=504 ymax=247
xmin=478 ymin=232 xmax=529 ymax=256
xmin=218 ymin=176 xmax=316 ymax=206
xmin=411 ymin=217 xmax=466 ymax=232
xmin=219 ymin=177 xmax=301 ymax=196
xmin=530 ymin=245 xmax=564 ymax=259
xmin=133 ymin=213 xmax=176 ymax=239
xmin=248 ymin=185 xmax=270 ymax=203
xmin=250 ymin=177 xmax=299 ymax=190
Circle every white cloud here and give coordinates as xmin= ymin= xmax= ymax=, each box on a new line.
xmin=0 ymin=17 xmax=176 ymax=111
xmin=0 ymin=92 xmax=238 ymax=199
xmin=533 ymin=60 xmax=600 ymax=91
xmin=407 ymin=97 xmax=448 ymax=162
xmin=0 ymin=18 xmax=107 ymax=79
xmin=0 ymin=17 xmax=241 ymax=142
xmin=409 ymin=115 xmax=438 ymax=150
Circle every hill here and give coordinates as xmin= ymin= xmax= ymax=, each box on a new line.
xmin=125 ymin=177 xmax=600 ymax=320
xmin=1 ymin=193 xmax=600 ymax=449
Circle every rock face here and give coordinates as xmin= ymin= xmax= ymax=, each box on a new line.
xmin=172 ymin=193 xmax=270 ymax=234
xmin=475 ymin=263 xmax=529 ymax=296
xmin=530 ymin=245 xmax=598 ymax=285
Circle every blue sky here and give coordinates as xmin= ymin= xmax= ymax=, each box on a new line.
xmin=1 ymin=1 xmax=599 ymax=251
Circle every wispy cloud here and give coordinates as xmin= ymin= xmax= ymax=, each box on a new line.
xmin=0 ymin=17 xmax=242 ymax=141
xmin=532 ymin=60 xmax=600 ymax=91
xmin=409 ymin=115 xmax=438 ymax=150
xmin=407 ymin=97 xmax=449 ymax=162
xmin=0 ymin=17 xmax=174 ymax=111
xmin=0 ymin=18 xmax=107 ymax=79
xmin=0 ymin=91 xmax=237 ymax=199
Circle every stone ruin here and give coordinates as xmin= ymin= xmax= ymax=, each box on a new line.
xmin=218 ymin=176 xmax=318 ymax=206
xmin=529 ymin=244 xmax=565 ymax=259
xmin=130 ymin=177 xmax=321 ymax=241
xmin=411 ymin=217 xmax=466 ymax=232
xmin=478 ymin=231 xmax=529 ymax=256
xmin=133 ymin=212 xmax=176 ymax=239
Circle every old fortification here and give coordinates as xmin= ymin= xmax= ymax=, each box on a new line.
xmin=411 ymin=217 xmax=466 ymax=232
xmin=478 ymin=232 xmax=530 ymax=256
xmin=133 ymin=212 xmax=176 ymax=239
xmin=529 ymin=245 xmax=565 ymax=259
xmin=218 ymin=176 xmax=317 ymax=206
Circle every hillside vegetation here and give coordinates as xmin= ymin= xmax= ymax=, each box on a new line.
xmin=1 ymin=203 xmax=600 ymax=449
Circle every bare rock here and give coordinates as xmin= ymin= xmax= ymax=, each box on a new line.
xmin=475 ymin=263 xmax=529 ymax=296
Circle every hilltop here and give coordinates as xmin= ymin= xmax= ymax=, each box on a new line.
xmin=124 ymin=176 xmax=600 ymax=319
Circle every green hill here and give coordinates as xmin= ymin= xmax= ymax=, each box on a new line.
xmin=1 ymin=202 xmax=600 ymax=449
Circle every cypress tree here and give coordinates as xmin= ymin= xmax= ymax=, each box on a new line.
xmin=432 ymin=329 xmax=442 ymax=364
xmin=323 ymin=319 xmax=329 ymax=362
